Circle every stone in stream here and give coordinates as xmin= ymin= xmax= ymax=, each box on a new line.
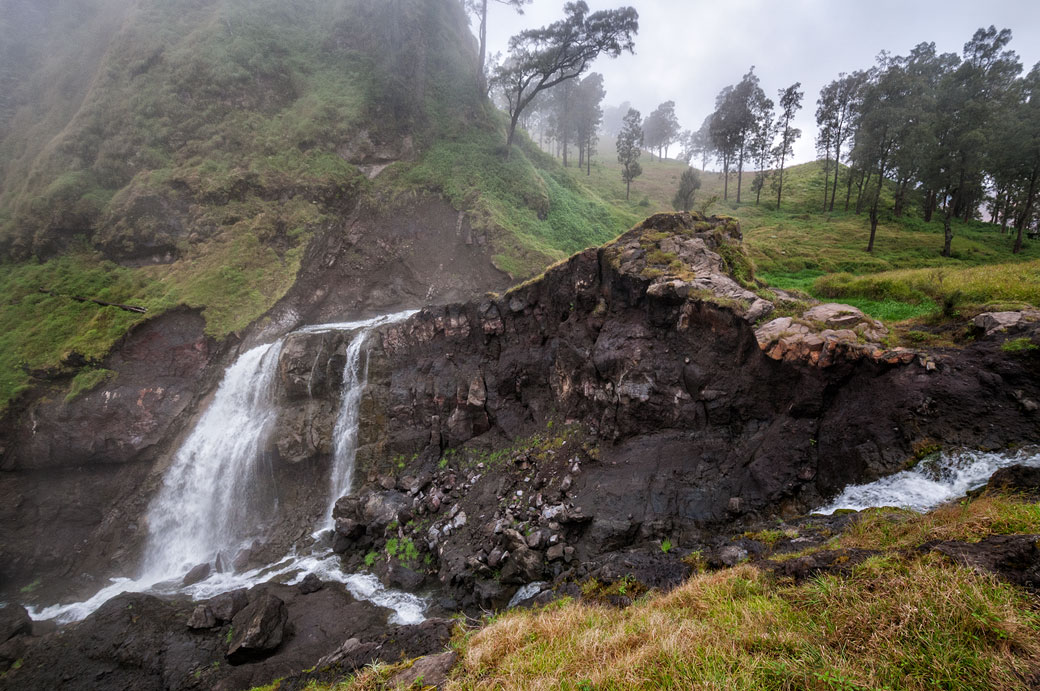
xmin=182 ymin=562 xmax=211 ymax=586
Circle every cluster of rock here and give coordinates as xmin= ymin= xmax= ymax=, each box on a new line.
xmin=754 ymin=303 xmax=931 ymax=369
xmin=331 ymin=439 xmax=593 ymax=609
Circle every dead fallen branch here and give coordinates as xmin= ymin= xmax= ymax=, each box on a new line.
xmin=39 ymin=289 xmax=148 ymax=314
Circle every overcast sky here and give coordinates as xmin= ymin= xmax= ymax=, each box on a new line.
xmin=482 ymin=0 xmax=1040 ymax=164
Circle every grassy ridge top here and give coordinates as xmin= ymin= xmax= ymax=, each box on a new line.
xmin=577 ymin=156 xmax=1040 ymax=321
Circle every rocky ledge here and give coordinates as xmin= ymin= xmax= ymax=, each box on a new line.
xmin=274 ymin=211 xmax=1040 ymax=613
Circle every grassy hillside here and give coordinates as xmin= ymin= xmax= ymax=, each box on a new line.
xmin=0 ymin=0 xmax=631 ymax=412
xmin=572 ymin=154 xmax=1040 ymax=321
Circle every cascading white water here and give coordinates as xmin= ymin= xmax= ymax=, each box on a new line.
xmin=816 ymin=447 xmax=1040 ymax=514
xmin=28 ymin=310 xmax=421 ymax=625
xmin=141 ymin=340 xmax=285 ymax=578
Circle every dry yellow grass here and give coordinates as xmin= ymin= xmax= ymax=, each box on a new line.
xmin=290 ymin=496 xmax=1040 ymax=691
xmin=440 ymin=557 xmax=1040 ymax=690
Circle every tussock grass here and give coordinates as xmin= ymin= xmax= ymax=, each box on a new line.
xmin=815 ymin=261 xmax=1040 ymax=315
xmin=841 ymin=495 xmax=1040 ymax=551
xmin=444 ymin=558 xmax=1039 ymax=690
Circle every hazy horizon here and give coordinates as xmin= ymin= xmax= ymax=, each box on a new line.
xmin=482 ymin=0 xmax=1040 ymax=165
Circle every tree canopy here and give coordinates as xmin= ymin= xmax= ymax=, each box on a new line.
xmin=492 ymin=1 xmax=638 ymax=155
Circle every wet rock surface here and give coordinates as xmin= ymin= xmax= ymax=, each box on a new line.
xmin=0 ymin=582 xmax=445 ymax=691
xmin=315 ymin=212 xmax=1040 ymax=611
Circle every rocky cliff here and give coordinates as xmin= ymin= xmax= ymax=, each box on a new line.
xmin=277 ymin=211 xmax=1040 ymax=609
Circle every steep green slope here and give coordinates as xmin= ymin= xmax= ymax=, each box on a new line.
xmin=0 ymin=0 xmax=630 ymax=411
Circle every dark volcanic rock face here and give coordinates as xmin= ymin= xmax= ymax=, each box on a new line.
xmin=0 ymin=308 xmax=228 ymax=597
xmin=0 ymin=582 xmax=438 ymax=691
xmin=314 ymin=212 xmax=1040 ymax=607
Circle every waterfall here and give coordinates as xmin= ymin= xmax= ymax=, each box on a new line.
xmin=28 ymin=310 xmax=421 ymax=625
xmin=141 ymin=341 xmax=285 ymax=578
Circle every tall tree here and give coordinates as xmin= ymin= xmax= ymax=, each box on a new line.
xmin=925 ymin=26 xmax=1021 ymax=256
xmin=464 ymin=0 xmax=532 ymax=94
xmin=816 ymin=71 xmax=867 ymax=211
xmin=493 ymin=2 xmax=638 ymax=156
xmin=644 ymin=100 xmax=681 ymax=159
xmin=750 ymin=99 xmax=775 ymax=205
xmin=601 ymin=100 xmax=632 ymax=139
xmin=617 ymin=107 xmax=643 ymax=200
xmin=709 ymin=67 xmax=770 ymax=203
xmin=997 ymin=63 xmax=1040 ymax=253
xmin=573 ymin=72 xmax=606 ymax=174
xmin=672 ymin=167 xmax=702 ymax=212
xmin=773 ymin=82 xmax=803 ymax=210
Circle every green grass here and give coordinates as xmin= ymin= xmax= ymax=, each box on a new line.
xmin=572 ymin=155 xmax=1039 ymax=322
xmin=64 ymin=368 xmax=116 ymax=403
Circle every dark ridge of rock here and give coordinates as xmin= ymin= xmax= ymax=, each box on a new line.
xmin=928 ymin=535 xmax=1040 ymax=590
xmin=0 ymin=582 xmax=420 ymax=691
xmin=306 ymin=212 xmax=1040 ymax=608
xmin=984 ymin=464 xmax=1040 ymax=496
xmin=0 ymin=307 xmax=233 ymax=601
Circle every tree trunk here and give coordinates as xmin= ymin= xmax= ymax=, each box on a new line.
xmin=923 ymin=189 xmax=936 ymax=222
xmin=942 ymin=195 xmax=955 ymax=257
xmin=505 ymin=111 xmax=521 ymax=158
xmin=736 ymin=150 xmax=744 ymax=203
xmin=866 ymin=159 xmax=886 ymax=253
xmin=867 ymin=206 xmax=879 ymax=253
xmin=856 ymin=167 xmax=872 ymax=215
xmin=1014 ymin=165 xmax=1039 ymax=255
xmin=822 ymin=153 xmax=831 ymax=211
xmin=844 ymin=166 xmax=855 ymax=211
xmin=829 ymin=136 xmax=842 ymax=212
xmin=626 ymin=177 xmax=631 ymax=201
xmin=586 ymin=135 xmax=592 ymax=176
xmin=723 ymin=160 xmax=730 ymax=201
xmin=776 ymin=152 xmax=786 ymax=211
xmin=476 ymin=0 xmax=488 ymax=93
xmin=893 ymin=177 xmax=908 ymax=217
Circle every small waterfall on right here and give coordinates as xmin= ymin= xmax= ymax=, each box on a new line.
xmin=326 ymin=329 xmax=373 ymax=526
xmin=816 ymin=447 xmax=1040 ymax=514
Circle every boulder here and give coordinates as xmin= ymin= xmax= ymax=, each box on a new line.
xmin=985 ymin=465 xmax=1040 ymax=495
xmin=226 ymin=592 xmax=289 ymax=664
xmin=500 ymin=545 xmax=543 ymax=585
xmin=298 ymin=573 xmax=324 ymax=594
xmin=208 ymin=589 xmax=249 ymax=624
xmin=803 ymin=303 xmax=870 ymax=329
xmin=361 ymin=491 xmax=411 ymax=530
xmin=388 ymin=650 xmax=458 ymax=690
xmin=182 ymin=562 xmax=211 ymax=586
xmin=0 ymin=604 xmax=32 ymax=643
xmin=974 ymin=311 xmax=1026 ymax=336
xmin=187 ymin=605 xmax=217 ymax=630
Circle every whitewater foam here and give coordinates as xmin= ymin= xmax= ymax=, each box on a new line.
xmin=27 ymin=311 xmax=422 ymax=625
xmin=816 ymin=448 xmax=1040 ymax=514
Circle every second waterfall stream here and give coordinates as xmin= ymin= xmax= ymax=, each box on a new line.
xmin=30 ymin=310 xmax=423 ymax=624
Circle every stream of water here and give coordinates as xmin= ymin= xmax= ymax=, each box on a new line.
xmin=816 ymin=447 xmax=1040 ymax=514
xmin=29 ymin=311 xmax=421 ymax=625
